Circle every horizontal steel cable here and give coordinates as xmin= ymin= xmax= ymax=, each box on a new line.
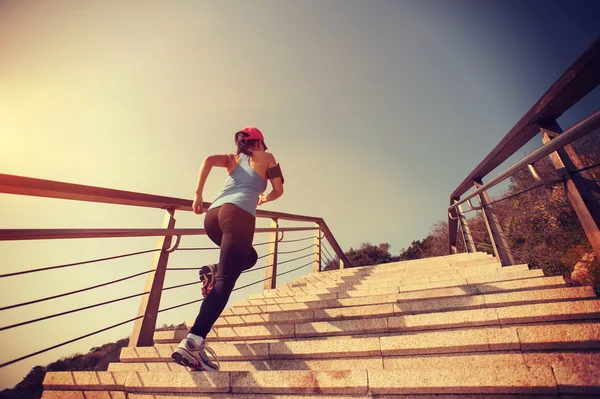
xmin=163 ymin=280 xmax=201 ymax=291
xmin=170 ymin=244 xmax=315 ymax=274
xmin=0 ymin=269 xmax=155 ymax=311
xmin=492 ymin=204 xmax=574 ymax=220
xmin=0 ymin=248 xmax=161 ymax=278
xmin=486 ymin=182 xmax=546 ymax=206
xmin=322 ymin=245 xmax=335 ymax=261
xmin=277 ymin=244 xmax=316 ymax=255
xmin=0 ymin=315 xmax=144 ymax=369
xmin=0 ymin=248 xmax=319 ymax=368
xmin=279 ymin=235 xmax=314 ymax=244
xmin=174 ymin=247 xmax=219 ymax=251
xmin=241 ymin=263 xmax=273 ymax=274
xmin=572 ymin=161 xmax=600 ymax=175
xmin=470 ymin=229 xmax=586 ymax=238
xmin=321 ymin=250 xmax=334 ymax=265
xmin=254 ymin=239 xmax=277 ymax=247
xmin=0 ymin=290 xmax=150 ymax=332
xmin=158 ymin=297 xmax=204 ymax=313
xmin=276 ymin=260 xmax=315 ymax=277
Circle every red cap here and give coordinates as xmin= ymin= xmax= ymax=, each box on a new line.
xmin=238 ymin=126 xmax=264 ymax=141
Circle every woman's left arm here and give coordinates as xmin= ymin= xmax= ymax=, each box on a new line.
xmin=192 ymin=154 xmax=232 ymax=214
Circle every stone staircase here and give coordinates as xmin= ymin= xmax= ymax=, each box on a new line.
xmin=42 ymin=252 xmax=600 ymax=398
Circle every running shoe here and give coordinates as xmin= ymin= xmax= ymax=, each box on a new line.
xmin=171 ymin=337 xmax=220 ymax=372
xmin=199 ymin=263 xmax=217 ymax=297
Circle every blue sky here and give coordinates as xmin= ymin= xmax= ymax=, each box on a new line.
xmin=1 ymin=0 xmax=599 ymax=390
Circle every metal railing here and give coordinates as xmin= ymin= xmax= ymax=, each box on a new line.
xmin=0 ymin=173 xmax=351 ymax=367
xmin=448 ymin=37 xmax=600 ymax=267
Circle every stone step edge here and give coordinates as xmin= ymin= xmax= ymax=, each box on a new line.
xmin=43 ymin=359 xmax=599 ymax=395
xmin=261 ymin=266 xmax=533 ymax=298
xmin=303 ymin=260 xmax=505 ymax=281
xmin=208 ymin=286 xmax=596 ymax=328
xmin=228 ymin=276 xmax=567 ymax=316
xmin=122 ymin=322 xmax=600 ymax=363
xmin=315 ymin=253 xmax=494 ymax=275
xmin=154 ymin=299 xmax=600 ymax=343
xmin=229 ymin=276 xmax=567 ymax=316
xmin=287 ymin=261 xmax=514 ymax=287
xmin=263 ymin=264 xmax=536 ymax=296
xmin=280 ymin=264 xmax=524 ymax=292
xmin=238 ymin=270 xmax=547 ymax=305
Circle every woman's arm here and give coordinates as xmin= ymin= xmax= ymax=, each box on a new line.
xmin=192 ymin=154 xmax=231 ymax=214
xmin=258 ymin=155 xmax=284 ymax=206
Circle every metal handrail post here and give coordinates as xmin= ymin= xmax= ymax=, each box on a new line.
xmin=539 ymin=119 xmax=600 ymax=261
xmin=129 ymin=207 xmax=176 ymax=347
xmin=313 ymin=224 xmax=322 ymax=273
xmin=457 ymin=203 xmax=476 ymax=253
xmin=448 ymin=197 xmax=460 ymax=254
xmin=264 ymin=218 xmax=279 ymax=290
xmin=473 ymin=180 xmax=516 ymax=266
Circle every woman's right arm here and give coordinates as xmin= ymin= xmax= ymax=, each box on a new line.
xmin=193 ymin=154 xmax=232 ymax=214
xmin=258 ymin=155 xmax=284 ymax=206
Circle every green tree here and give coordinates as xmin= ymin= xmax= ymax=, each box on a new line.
xmin=324 ymin=242 xmax=399 ymax=271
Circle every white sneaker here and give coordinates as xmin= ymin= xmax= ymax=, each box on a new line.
xmin=171 ymin=337 xmax=220 ymax=372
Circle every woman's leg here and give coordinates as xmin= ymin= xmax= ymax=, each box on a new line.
xmin=190 ymin=204 xmax=255 ymax=338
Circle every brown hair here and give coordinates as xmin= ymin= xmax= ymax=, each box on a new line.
xmin=235 ymin=132 xmax=267 ymax=156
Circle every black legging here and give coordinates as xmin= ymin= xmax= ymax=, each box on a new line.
xmin=189 ymin=204 xmax=258 ymax=338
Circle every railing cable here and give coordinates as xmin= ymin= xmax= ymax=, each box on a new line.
xmin=175 ymin=247 xmax=219 ymax=251
xmin=0 ymin=290 xmax=149 ymax=332
xmin=279 ymin=235 xmax=314 ymax=244
xmin=0 ymin=269 xmax=155 ymax=311
xmin=572 ymin=161 xmax=600 ymax=175
xmin=0 ymin=315 xmax=144 ymax=369
xmin=0 ymin=248 xmax=161 ymax=278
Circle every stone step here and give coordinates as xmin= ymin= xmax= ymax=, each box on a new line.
xmin=43 ymin=351 xmax=600 ymax=395
xmin=299 ymin=259 xmax=503 ymax=282
xmin=267 ymin=264 xmax=529 ymax=296
xmin=239 ymin=269 xmax=546 ymax=305
xmin=280 ymin=263 xmax=518 ymax=294
xmin=154 ymin=299 xmax=600 ymax=343
xmin=228 ymin=276 xmax=567 ymax=315
xmin=286 ymin=260 xmax=508 ymax=286
xmin=314 ymin=253 xmax=494 ymax=277
xmin=41 ymin=393 xmax=564 ymax=399
xmin=119 ymin=322 xmax=600 ymax=366
xmin=303 ymin=258 xmax=499 ymax=286
xmin=210 ymin=287 xmax=596 ymax=328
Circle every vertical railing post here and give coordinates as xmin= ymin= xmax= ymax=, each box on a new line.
xmin=264 ymin=218 xmax=279 ymax=290
xmin=457 ymin=203 xmax=476 ymax=253
xmin=317 ymin=219 xmax=351 ymax=269
xmin=129 ymin=207 xmax=176 ymax=347
xmin=448 ymin=197 xmax=460 ymax=254
xmin=473 ymin=180 xmax=516 ymax=266
xmin=539 ymin=119 xmax=600 ymax=261
xmin=313 ymin=223 xmax=321 ymax=273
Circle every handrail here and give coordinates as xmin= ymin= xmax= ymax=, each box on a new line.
xmin=0 ymin=227 xmax=318 ymax=241
xmin=450 ymin=37 xmax=600 ymax=200
xmin=0 ymin=173 xmax=351 ymax=267
xmin=0 ymin=173 xmax=319 ymax=222
xmin=448 ymin=109 xmax=600 ymax=210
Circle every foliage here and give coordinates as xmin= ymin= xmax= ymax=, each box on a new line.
xmin=155 ymin=322 xmax=187 ymax=331
xmin=323 ymin=242 xmax=400 ymax=271
xmin=0 ymin=338 xmax=129 ymax=399
xmin=370 ymin=128 xmax=600 ymax=293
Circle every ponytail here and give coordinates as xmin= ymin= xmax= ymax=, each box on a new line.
xmin=235 ymin=132 xmax=261 ymax=156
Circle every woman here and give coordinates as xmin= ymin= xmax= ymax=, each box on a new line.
xmin=171 ymin=126 xmax=284 ymax=371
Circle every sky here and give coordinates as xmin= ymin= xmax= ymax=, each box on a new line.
xmin=1 ymin=0 xmax=599 ymax=390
